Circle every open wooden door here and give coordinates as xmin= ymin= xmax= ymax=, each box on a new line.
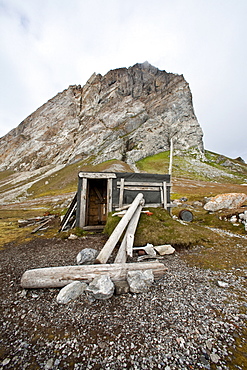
xmin=86 ymin=179 xmax=108 ymax=226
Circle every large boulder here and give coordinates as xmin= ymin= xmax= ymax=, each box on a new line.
xmin=56 ymin=281 xmax=87 ymax=304
xmin=204 ymin=193 xmax=247 ymax=211
xmin=76 ymin=248 xmax=99 ymax=265
xmin=127 ymin=270 xmax=154 ymax=293
xmin=154 ymin=244 xmax=175 ymax=255
xmin=86 ymin=275 xmax=115 ymax=300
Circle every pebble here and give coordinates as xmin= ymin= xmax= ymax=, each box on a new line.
xmin=210 ymin=353 xmax=220 ymax=363
xmin=2 ymin=359 xmax=10 ymax=367
xmin=217 ymin=280 xmax=229 ymax=288
xmin=1 ymin=253 xmax=247 ymax=370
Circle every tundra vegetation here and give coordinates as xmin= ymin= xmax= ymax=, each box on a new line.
xmin=0 ymin=151 xmax=247 ymax=368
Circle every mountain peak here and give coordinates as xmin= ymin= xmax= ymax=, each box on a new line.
xmin=0 ymin=63 xmax=204 ymax=171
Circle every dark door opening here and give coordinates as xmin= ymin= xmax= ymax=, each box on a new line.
xmin=86 ymin=179 xmax=108 ymax=226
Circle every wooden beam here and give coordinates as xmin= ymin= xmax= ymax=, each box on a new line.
xmin=107 ymin=178 xmax=113 ymax=214
xmin=117 ymin=185 xmax=161 ymax=191
xmin=118 ymin=178 xmax=125 ymax=208
xmin=95 ymin=193 xmax=144 ymax=264
xmin=31 ymin=219 xmax=52 ymax=234
xmin=168 ymin=138 xmax=173 ymax=176
xmin=163 ymin=181 xmax=167 ymax=210
xmin=60 ymin=194 xmax=77 ymax=232
xmin=78 ymin=172 xmax=116 ymax=179
xmin=78 ymin=178 xmax=87 ymax=228
xmin=126 ymin=203 xmax=143 ymax=258
xmin=114 ymin=236 xmax=127 ymax=264
xmin=126 ymin=234 xmax=134 ymax=257
xmin=114 ymin=203 xmax=143 ymax=263
xmin=76 ymin=177 xmax=82 ymax=228
xmin=117 ymin=181 xmax=164 ymax=187
xmin=160 ymin=186 xmax=164 ymax=205
xmin=20 ymin=261 xmax=167 ymax=289
xmin=116 ymin=203 xmax=172 ymax=208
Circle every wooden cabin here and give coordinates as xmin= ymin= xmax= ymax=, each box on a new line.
xmin=75 ymin=172 xmax=171 ymax=230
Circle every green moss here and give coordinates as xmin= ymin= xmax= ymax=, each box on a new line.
xmin=136 ymin=151 xmax=170 ymax=174
xmin=136 ymin=150 xmax=247 ymax=183
xmin=28 ymin=159 xmax=132 ymax=199
xmin=59 ymin=227 xmax=91 ymax=239
xmin=226 ymin=326 xmax=247 ymax=370
xmin=104 ymin=207 xmax=218 ymax=248
xmin=0 ymin=209 xmax=45 ymax=248
xmin=103 ymin=212 xmax=122 ymax=236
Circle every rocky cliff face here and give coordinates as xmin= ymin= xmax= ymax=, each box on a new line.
xmin=0 ymin=62 xmax=204 ymax=171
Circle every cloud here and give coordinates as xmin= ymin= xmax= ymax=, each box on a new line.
xmin=0 ymin=0 xmax=247 ymax=161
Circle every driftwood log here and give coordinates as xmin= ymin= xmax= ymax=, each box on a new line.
xmin=20 ymin=261 xmax=167 ymax=289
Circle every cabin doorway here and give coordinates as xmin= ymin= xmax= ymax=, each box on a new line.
xmin=86 ymin=179 xmax=108 ymax=226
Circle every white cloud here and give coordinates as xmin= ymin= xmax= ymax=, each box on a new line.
xmin=0 ymin=0 xmax=247 ymax=161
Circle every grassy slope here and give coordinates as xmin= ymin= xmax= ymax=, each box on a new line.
xmin=28 ymin=159 xmax=133 ymax=198
xmin=0 ymin=151 xmax=246 ymax=249
xmin=137 ymin=150 xmax=247 ymax=183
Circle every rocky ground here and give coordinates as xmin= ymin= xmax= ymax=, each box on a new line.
xmin=0 ymin=235 xmax=246 ymax=370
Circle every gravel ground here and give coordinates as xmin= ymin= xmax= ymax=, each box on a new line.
xmin=0 ymin=235 xmax=247 ymax=370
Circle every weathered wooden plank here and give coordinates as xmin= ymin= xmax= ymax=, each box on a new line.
xmin=107 ymin=178 xmax=113 ymax=214
xmin=93 ymin=187 xmax=104 ymax=202
xmin=31 ymin=219 xmax=51 ymax=234
xmin=78 ymin=178 xmax=87 ymax=228
xmin=117 ymin=186 xmax=161 ymax=191
xmin=119 ymin=203 xmax=170 ymax=208
xmin=117 ymin=181 xmax=164 ymax=187
xmin=118 ymin=178 xmax=125 ymax=208
xmin=160 ymin=186 xmax=164 ymax=205
xmin=82 ymin=225 xmax=104 ymax=231
xmin=114 ymin=236 xmax=127 ymax=264
xmin=60 ymin=194 xmax=77 ymax=232
xmin=168 ymin=138 xmax=173 ymax=176
xmin=126 ymin=234 xmax=134 ymax=257
xmin=163 ymin=181 xmax=167 ymax=210
xmin=95 ymin=193 xmax=144 ymax=264
xmin=126 ymin=203 xmax=143 ymax=258
xmin=114 ymin=203 xmax=143 ymax=263
xmin=115 ymin=204 xmax=131 ymax=212
xmin=20 ymin=261 xmax=167 ymax=289
xmin=18 ymin=217 xmax=46 ymax=227
xmin=78 ymin=172 xmax=116 ymax=179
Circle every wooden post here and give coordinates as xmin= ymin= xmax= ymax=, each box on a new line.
xmin=119 ymin=178 xmax=125 ymax=208
xmin=168 ymin=138 xmax=173 ymax=176
xmin=95 ymin=193 xmax=144 ymax=264
xmin=114 ymin=203 xmax=143 ymax=263
xmin=20 ymin=262 xmax=167 ymax=289
xmin=107 ymin=178 xmax=113 ymax=214
xmin=160 ymin=186 xmax=164 ymax=205
xmin=78 ymin=178 xmax=87 ymax=228
xmin=163 ymin=182 xmax=167 ymax=210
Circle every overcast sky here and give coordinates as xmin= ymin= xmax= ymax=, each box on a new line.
xmin=0 ymin=0 xmax=246 ymax=161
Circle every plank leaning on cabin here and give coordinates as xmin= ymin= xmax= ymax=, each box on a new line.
xmin=95 ymin=193 xmax=144 ymax=264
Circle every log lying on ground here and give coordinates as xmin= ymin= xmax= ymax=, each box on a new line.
xmin=20 ymin=261 xmax=167 ymax=289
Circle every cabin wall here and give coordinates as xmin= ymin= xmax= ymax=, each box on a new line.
xmin=112 ymin=173 xmax=171 ymax=209
xmin=76 ymin=172 xmax=171 ymax=228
